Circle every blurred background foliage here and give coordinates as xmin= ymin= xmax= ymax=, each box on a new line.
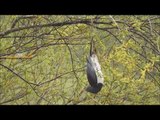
xmin=0 ymin=15 xmax=160 ymax=104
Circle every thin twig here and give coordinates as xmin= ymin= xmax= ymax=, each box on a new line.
xmin=0 ymin=63 xmax=39 ymax=86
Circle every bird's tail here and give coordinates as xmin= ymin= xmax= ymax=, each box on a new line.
xmin=90 ymin=37 xmax=96 ymax=56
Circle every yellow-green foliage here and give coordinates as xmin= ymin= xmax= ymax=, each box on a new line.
xmin=0 ymin=15 xmax=160 ymax=105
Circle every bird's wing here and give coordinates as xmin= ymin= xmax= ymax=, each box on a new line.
xmin=87 ymin=57 xmax=97 ymax=87
xmin=91 ymin=55 xmax=104 ymax=84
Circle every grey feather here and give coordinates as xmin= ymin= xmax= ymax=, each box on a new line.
xmin=86 ymin=83 xmax=103 ymax=94
xmin=87 ymin=57 xmax=97 ymax=87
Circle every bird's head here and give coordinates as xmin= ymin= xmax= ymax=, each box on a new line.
xmin=86 ymin=83 xmax=103 ymax=94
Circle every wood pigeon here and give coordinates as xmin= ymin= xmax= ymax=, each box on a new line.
xmin=86 ymin=39 xmax=104 ymax=94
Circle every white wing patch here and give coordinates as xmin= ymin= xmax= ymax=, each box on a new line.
xmin=90 ymin=54 xmax=104 ymax=84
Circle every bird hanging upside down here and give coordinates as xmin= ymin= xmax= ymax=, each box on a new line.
xmin=86 ymin=39 xmax=104 ymax=94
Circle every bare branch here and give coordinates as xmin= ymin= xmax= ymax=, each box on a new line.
xmin=0 ymin=63 xmax=39 ymax=86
